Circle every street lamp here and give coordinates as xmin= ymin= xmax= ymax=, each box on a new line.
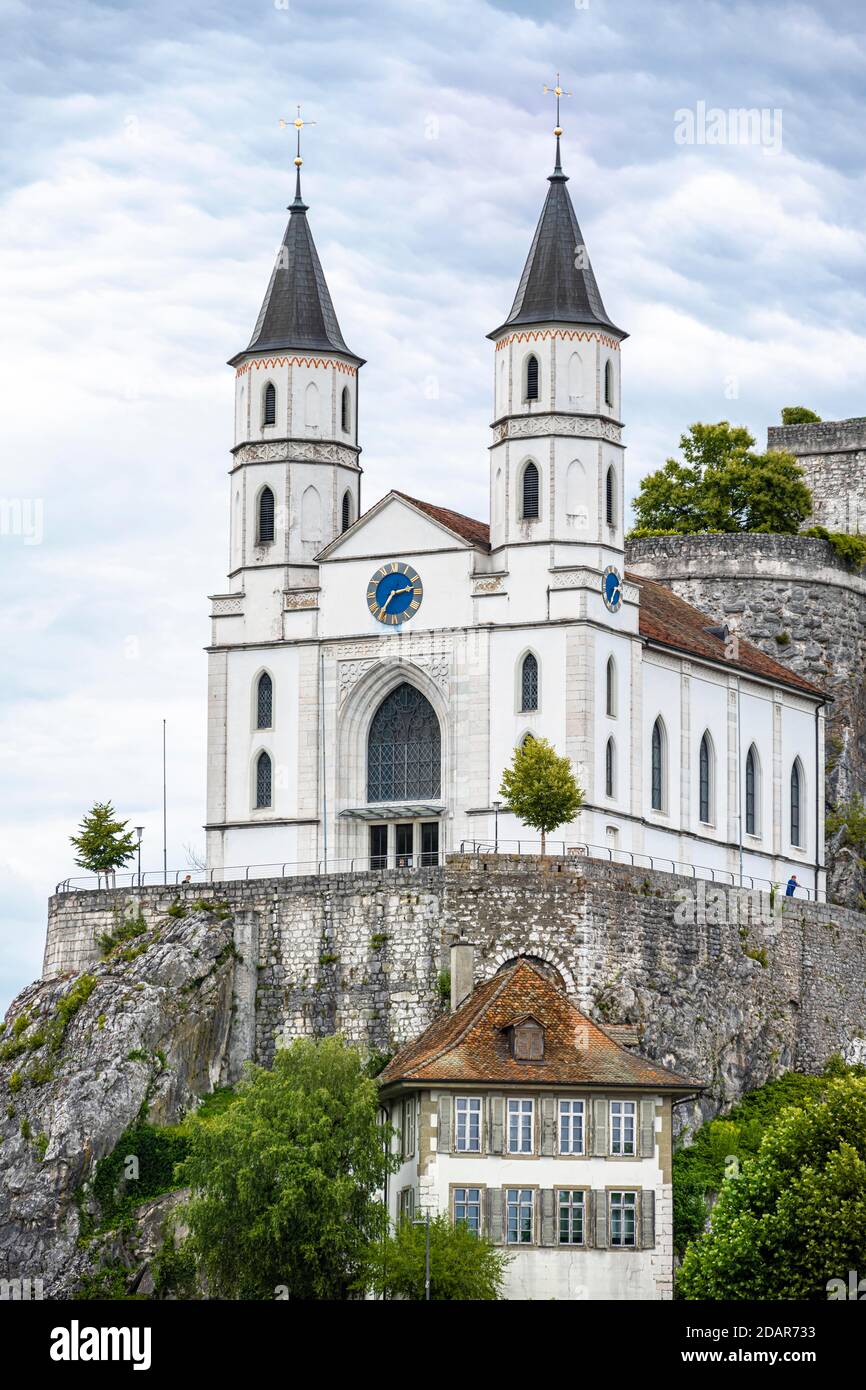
xmin=412 ymin=1210 xmax=431 ymax=1301
xmin=492 ymin=800 xmax=501 ymax=854
xmin=135 ymin=827 xmax=144 ymax=887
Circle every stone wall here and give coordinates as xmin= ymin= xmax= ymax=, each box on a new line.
xmin=44 ymin=855 xmax=866 ymax=1123
xmin=767 ymin=417 xmax=866 ymax=534
xmin=626 ymin=533 xmax=866 ymax=904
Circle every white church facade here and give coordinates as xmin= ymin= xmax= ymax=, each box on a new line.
xmin=205 ymin=133 xmax=826 ymax=900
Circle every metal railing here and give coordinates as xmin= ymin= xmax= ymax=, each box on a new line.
xmin=457 ymin=837 xmax=823 ymax=901
xmin=54 ymin=851 xmax=447 ymax=895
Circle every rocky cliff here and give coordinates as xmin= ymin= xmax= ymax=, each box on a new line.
xmin=0 ymin=909 xmax=236 ymax=1298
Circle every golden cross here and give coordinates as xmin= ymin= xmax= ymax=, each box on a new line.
xmin=542 ymin=73 xmax=571 ymax=136
xmin=279 ymin=105 xmax=317 ymax=171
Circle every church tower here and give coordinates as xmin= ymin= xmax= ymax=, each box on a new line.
xmin=226 ymin=144 xmax=364 ymax=603
xmin=487 ymin=124 xmax=627 ymax=578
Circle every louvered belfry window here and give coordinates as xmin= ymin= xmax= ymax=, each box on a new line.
xmin=522 ymin=462 xmax=540 ymax=519
xmin=256 ymin=673 xmax=273 ymax=729
xmin=341 ymin=386 xmax=350 ymax=433
xmin=526 ymin=354 xmax=539 ymax=401
xmin=341 ymin=490 xmax=351 ymax=532
xmin=606 ymin=466 xmax=616 ymax=526
xmin=367 ymin=682 xmax=441 ymax=802
xmin=521 ymin=653 xmax=538 ymax=711
xmin=255 ymin=751 xmax=272 ymax=808
xmin=258 ymin=486 xmax=275 ymax=544
xmin=263 ymin=382 xmax=276 ymax=426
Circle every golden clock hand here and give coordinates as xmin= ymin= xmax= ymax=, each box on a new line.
xmin=380 ymin=590 xmax=394 ymax=612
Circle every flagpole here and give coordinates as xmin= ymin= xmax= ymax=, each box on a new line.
xmin=163 ymin=719 xmax=167 ymax=886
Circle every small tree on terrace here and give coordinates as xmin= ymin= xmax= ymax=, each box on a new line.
xmin=70 ymin=801 xmax=138 ymax=886
xmin=499 ymin=736 xmax=583 ymax=854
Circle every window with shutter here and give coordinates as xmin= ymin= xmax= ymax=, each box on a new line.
xmin=610 ymin=1100 xmax=636 ymax=1155
xmin=591 ymin=1097 xmax=608 ymax=1156
xmin=557 ymin=1190 xmax=586 ymax=1245
xmin=609 ymin=1190 xmax=637 ymax=1247
xmin=639 ymin=1098 xmax=656 ymax=1158
xmin=591 ymin=1189 xmax=608 ymax=1249
xmin=506 ymin=1188 xmax=534 ymax=1244
xmin=521 ymin=462 xmax=540 ymax=519
xmin=540 ymin=1189 xmax=556 ymax=1246
xmin=540 ymin=1095 xmax=556 ymax=1155
xmin=507 ymin=1098 xmax=534 ymax=1154
xmin=489 ymin=1095 xmax=504 ymax=1154
xmin=258 ymin=486 xmax=275 ymax=544
xmin=512 ymin=1020 xmax=543 ymax=1059
xmin=452 ymin=1186 xmax=482 ymax=1235
xmin=640 ymin=1189 xmax=655 ymax=1249
xmin=437 ymin=1094 xmax=452 ymax=1153
xmin=454 ymin=1096 xmax=481 ymax=1152
xmin=559 ymin=1099 xmax=585 ymax=1155
xmin=485 ymin=1188 xmax=504 ymax=1245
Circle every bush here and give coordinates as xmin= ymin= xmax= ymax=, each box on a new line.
xmin=781 ymin=406 xmax=821 ymax=424
xmin=359 ymin=1213 xmax=510 ymax=1300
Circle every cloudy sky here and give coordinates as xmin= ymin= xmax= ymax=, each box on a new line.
xmin=1 ymin=0 xmax=865 ymax=1010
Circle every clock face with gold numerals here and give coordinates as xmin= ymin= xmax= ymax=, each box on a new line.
xmin=367 ymin=562 xmax=423 ymax=625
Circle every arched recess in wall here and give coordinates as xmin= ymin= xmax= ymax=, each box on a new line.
xmin=304 ymin=381 xmax=320 ymax=431
xmin=567 ymin=350 xmax=582 ymax=401
xmin=498 ymin=356 xmax=507 ymax=412
xmin=492 ymin=951 xmax=576 ymax=997
xmin=493 ymin=468 xmax=504 ymax=530
xmin=566 ymin=458 xmax=586 ymax=523
xmin=301 ymin=485 xmax=322 ymax=543
xmin=340 ymin=386 xmax=351 ymax=434
xmin=604 ymin=358 xmax=615 ymax=410
xmin=605 ymin=656 xmax=616 ymax=717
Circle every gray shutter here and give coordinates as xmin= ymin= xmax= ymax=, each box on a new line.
xmin=640 ymin=1098 xmax=656 ymax=1158
xmin=540 ymin=1188 xmax=556 ymax=1246
xmin=486 ymin=1188 xmax=504 ymax=1245
xmin=593 ymin=1189 xmax=608 ymax=1249
xmin=437 ymin=1094 xmax=451 ymax=1154
xmin=592 ymin=1097 xmax=609 ymax=1156
xmin=541 ymin=1095 xmax=557 ymax=1155
xmin=641 ymin=1189 xmax=655 ymax=1249
xmin=489 ymin=1095 xmax=504 ymax=1155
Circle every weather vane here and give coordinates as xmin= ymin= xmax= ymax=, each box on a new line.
xmin=279 ymin=106 xmax=316 ymax=202
xmin=542 ymin=74 xmax=571 ymax=137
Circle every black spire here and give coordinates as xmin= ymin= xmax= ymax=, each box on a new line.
xmin=488 ymin=137 xmax=626 ymax=341
xmin=229 ymin=169 xmax=361 ymax=366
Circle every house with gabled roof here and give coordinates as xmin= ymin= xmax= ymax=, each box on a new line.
xmin=378 ymin=943 xmax=702 ymax=1300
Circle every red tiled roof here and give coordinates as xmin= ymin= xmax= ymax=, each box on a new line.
xmin=381 ymin=494 xmax=823 ymax=697
xmin=378 ymin=959 xmax=701 ymax=1091
xmin=631 ymin=572 xmax=822 ymax=696
xmin=392 ymin=492 xmax=491 ymax=549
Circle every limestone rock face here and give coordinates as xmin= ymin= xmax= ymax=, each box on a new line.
xmin=0 ymin=911 xmax=236 ymax=1297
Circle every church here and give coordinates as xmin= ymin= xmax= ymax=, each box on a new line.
xmin=205 ymin=118 xmax=826 ymax=900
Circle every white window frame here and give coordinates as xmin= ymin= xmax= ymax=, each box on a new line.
xmin=610 ymin=1099 xmax=636 ymax=1156
xmin=505 ymin=1187 xmax=535 ymax=1245
xmin=507 ymin=1097 xmax=534 ymax=1154
xmin=557 ymin=1189 xmax=586 ymax=1245
xmin=609 ymin=1190 xmax=638 ymax=1247
xmin=558 ymin=1098 xmax=585 ymax=1155
xmin=452 ymin=1185 xmax=482 ymax=1235
xmin=398 ymin=1186 xmax=415 ymax=1222
xmin=454 ymin=1095 xmax=482 ymax=1153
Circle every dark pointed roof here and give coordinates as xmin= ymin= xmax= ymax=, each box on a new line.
xmin=229 ymin=175 xmax=362 ymax=367
xmin=489 ymin=140 xmax=626 ymax=341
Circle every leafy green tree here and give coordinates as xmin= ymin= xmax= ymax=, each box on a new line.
xmin=630 ymin=421 xmax=813 ymax=536
xmin=360 ymin=1213 xmax=509 ymax=1300
xmin=826 ymin=794 xmax=866 ymax=857
xmin=678 ymin=1077 xmax=866 ymax=1299
xmin=70 ymin=801 xmax=138 ymax=884
xmin=499 ymin=736 xmax=583 ymax=853
xmin=781 ymin=405 xmax=822 ymax=424
xmin=178 ymin=1037 xmax=397 ymax=1299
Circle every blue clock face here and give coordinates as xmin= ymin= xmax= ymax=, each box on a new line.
xmin=602 ymin=565 xmax=623 ymax=612
xmin=367 ymin=562 xmax=423 ymax=625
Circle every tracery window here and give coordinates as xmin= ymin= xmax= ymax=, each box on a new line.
xmin=367 ymin=682 xmax=441 ymax=802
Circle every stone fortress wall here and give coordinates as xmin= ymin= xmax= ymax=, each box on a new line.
xmin=625 ymin=532 xmax=866 ymax=904
xmin=767 ymin=416 xmax=866 ymax=535
xmin=44 ymin=855 xmax=866 ymax=1122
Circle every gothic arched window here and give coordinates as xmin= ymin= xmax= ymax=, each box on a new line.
xmin=525 ymin=354 xmax=539 ymax=401
xmin=745 ymin=745 xmax=758 ymax=836
xmin=341 ymin=489 xmax=352 ymax=533
xmin=606 ymin=466 xmax=616 ymax=527
xmin=341 ymin=385 xmax=351 ymax=433
xmin=699 ymin=732 xmax=713 ymax=824
xmin=604 ymin=359 xmax=614 ymax=409
xmin=255 ymin=751 xmax=272 ymax=809
xmin=605 ymin=737 xmax=615 ymax=798
xmin=790 ymin=759 xmax=803 ymax=846
xmin=606 ymin=657 xmax=616 ymax=718
xmin=522 ymin=462 xmax=540 ymax=519
xmin=367 ymin=683 xmax=441 ymax=802
xmin=258 ymin=486 xmax=275 ymax=544
xmin=520 ymin=653 xmax=539 ymax=712
xmin=263 ymin=382 xmax=276 ymax=426
xmin=256 ymin=672 xmax=273 ymax=730
xmin=651 ymin=717 xmax=665 ymax=812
